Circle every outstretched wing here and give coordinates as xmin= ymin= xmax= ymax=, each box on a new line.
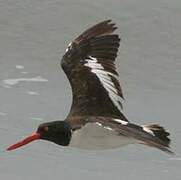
xmin=87 ymin=116 xmax=173 ymax=154
xmin=61 ymin=20 xmax=128 ymax=121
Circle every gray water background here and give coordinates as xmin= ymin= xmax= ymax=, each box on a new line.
xmin=0 ymin=0 xmax=181 ymax=179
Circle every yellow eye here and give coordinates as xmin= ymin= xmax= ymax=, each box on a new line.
xmin=44 ymin=126 xmax=49 ymax=132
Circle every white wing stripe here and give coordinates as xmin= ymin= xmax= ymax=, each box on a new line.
xmin=99 ymin=79 xmax=121 ymax=96
xmin=85 ymin=56 xmax=123 ymax=112
xmin=104 ymin=82 xmax=118 ymax=94
xmin=65 ymin=42 xmax=72 ymax=53
xmin=92 ymin=68 xmax=119 ymax=81
xmin=142 ymin=126 xmax=154 ymax=136
xmin=85 ymin=62 xmax=104 ymax=69
xmin=114 ymin=119 xmax=128 ymax=125
xmin=96 ymin=122 xmax=113 ymax=131
xmin=97 ymin=73 xmax=112 ymax=81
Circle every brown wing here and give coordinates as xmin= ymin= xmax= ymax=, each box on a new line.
xmin=61 ymin=20 xmax=128 ymax=121
xmin=87 ymin=116 xmax=173 ymax=154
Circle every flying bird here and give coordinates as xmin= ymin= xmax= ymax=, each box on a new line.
xmin=7 ymin=20 xmax=173 ymax=154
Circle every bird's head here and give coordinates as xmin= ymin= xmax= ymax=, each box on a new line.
xmin=7 ymin=121 xmax=72 ymax=151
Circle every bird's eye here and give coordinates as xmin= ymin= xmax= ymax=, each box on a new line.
xmin=43 ymin=126 xmax=49 ymax=132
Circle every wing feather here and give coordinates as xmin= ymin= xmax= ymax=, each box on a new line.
xmin=61 ymin=20 xmax=127 ymax=121
xmin=87 ymin=116 xmax=173 ymax=154
xmin=75 ymin=20 xmax=117 ymax=43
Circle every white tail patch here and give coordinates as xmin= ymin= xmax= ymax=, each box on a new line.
xmin=85 ymin=56 xmax=123 ymax=112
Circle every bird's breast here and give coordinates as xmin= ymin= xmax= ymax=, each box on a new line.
xmin=69 ymin=122 xmax=136 ymax=150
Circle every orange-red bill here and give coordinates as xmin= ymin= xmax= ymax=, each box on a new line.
xmin=7 ymin=132 xmax=40 ymax=151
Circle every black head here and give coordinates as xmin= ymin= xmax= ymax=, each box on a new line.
xmin=7 ymin=121 xmax=72 ymax=151
xmin=37 ymin=121 xmax=72 ymax=146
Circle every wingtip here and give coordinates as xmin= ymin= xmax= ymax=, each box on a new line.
xmin=164 ymin=148 xmax=175 ymax=155
xmin=143 ymin=124 xmax=171 ymax=147
xmin=74 ymin=19 xmax=118 ymax=43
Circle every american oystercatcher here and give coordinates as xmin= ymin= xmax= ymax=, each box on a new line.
xmin=7 ymin=20 xmax=173 ymax=154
